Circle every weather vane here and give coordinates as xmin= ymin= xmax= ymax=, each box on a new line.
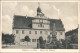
xmin=38 ymin=2 xmax=40 ymax=7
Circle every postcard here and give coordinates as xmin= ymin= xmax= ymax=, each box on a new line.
xmin=0 ymin=0 xmax=80 ymax=53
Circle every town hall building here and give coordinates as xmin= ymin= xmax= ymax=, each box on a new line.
xmin=13 ymin=4 xmax=65 ymax=46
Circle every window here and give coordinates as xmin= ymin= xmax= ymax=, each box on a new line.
xmin=43 ymin=25 xmax=44 ymax=27
xmin=50 ymin=32 xmax=52 ymax=34
xmin=35 ymin=31 xmax=37 ymax=34
xmin=40 ymin=31 xmax=42 ymax=34
xmin=42 ymin=20 xmax=43 ymax=23
xmin=16 ymin=30 xmax=18 ymax=34
xmin=38 ymin=24 xmax=40 ymax=27
xmin=56 ymin=32 xmax=57 ymax=35
xmin=39 ymin=19 xmax=44 ymax=27
xmin=29 ymin=31 xmax=31 ymax=34
xmin=20 ymin=39 xmax=25 ymax=42
xmin=32 ymin=39 xmax=36 ymax=42
xmin=40 ymin=23 xmax=42 ymax=27
xmin=22 ymin=30 xmax=24 ymax=34
xmin=39 ymin=20 xmax=43 ymax=23
xmin=39 ymin=24 xmax=43 ymax=27
xmin=60 ymin=32 xmax=62 ymax=35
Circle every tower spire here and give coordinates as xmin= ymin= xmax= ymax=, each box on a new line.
xmin=38 ymin=2 xmax=40 ymax=7
xmin=37 ymin=2 xmax=44 ymax=17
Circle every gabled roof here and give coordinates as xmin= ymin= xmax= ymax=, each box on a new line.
xmin=13 ymin=15 xmax=33 ymax=29
xmin=65 ymin=28 xmax=78 ymax=36
xmin=49 ymin=19 xmax=65 ymax=31
xmin=13 ymin=15 xmax=65 ymax=31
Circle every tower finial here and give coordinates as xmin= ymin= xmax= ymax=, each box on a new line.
xmin=37 ymin=2 xmax=44 ymax=17
xmin=38 ymin=2 xmax=40 ymax=7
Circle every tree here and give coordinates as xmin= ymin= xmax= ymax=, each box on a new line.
xmin=2 ymin=33 xmax=5 ymax=44
xmin=71 ymin=33 xmax=78 ymax=44
xmin=2 ymin=33 xmax=15 ymax=46
xmin=8 ymin=34 xmax=15 ymax=46
xmin=61 ymin=39 xmax=66 ymax=49
xmin=24 ymin=36 xmax=30 ymax=45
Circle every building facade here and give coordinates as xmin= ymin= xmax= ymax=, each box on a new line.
xmin=65 ymin=28 xmax=78 ymax=49
xmin=13 ymin=5 xmax=65 ymax=46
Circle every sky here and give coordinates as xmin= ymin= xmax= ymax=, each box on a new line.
xmin=2 ymin=2 xmax=78 ymax=34
xmin=1 ymin=0 xmax=79 ymax=1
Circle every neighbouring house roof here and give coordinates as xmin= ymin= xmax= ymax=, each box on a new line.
xmin=13 ymin=15 xmax=65 ymax=31
xmin=65 ymin=28 xmax=78 ymax=36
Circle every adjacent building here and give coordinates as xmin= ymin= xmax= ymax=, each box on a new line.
xmin=65 ymin=28 xmax=78 ymax=49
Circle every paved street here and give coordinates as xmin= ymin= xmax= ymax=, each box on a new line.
xmin=2 ymin=44 xmax=37 ymax=49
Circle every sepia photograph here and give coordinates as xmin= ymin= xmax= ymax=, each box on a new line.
xmin=1 ymin=1 xmax=78 ymax=49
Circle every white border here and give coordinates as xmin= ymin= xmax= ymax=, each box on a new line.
xmin=0 ymin=0 xmax=80 ymax=53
